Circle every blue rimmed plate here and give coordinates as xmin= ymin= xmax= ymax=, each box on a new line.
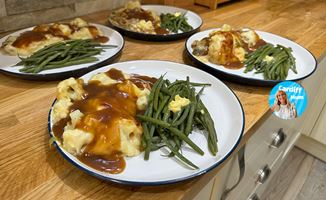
xmin=185 ymin=29 xmax=317 ymax=86
xmin=0 ymin=24 xmax=124 ymax=80
xmin=48 ymin=60 xmax=244 ymax=185
xmin=108 ymin=5 xmax=202 ymax=41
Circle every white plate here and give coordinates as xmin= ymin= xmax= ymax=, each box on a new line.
xmin=0 ymin=24 xmax=124 ymax=80
xmin=109 ymin=5 xmax=202 ymax=41
xmin=48 ymin=60 xmax=244 ymax=185
xmin=185 ymin=29 xmax=317 ymax=86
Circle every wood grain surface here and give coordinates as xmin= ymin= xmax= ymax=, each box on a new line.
xmin=1 ymin=0 xmax=326 ymax=199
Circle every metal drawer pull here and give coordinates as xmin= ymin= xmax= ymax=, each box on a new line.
xmin=270 ymin=128 xmax=286 ymax=148
xmin=249 ymin=193 xmax=260 ymax=200
xmin=221 ymin=146 xmax=246 ymax=200
xmin=256 ymin=164 xmax=271 ymax=184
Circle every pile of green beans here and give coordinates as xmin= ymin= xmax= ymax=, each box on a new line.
xmin=137 ymin=77 xmax=218 ymax=169
xmin=244 ymin=43 xmax=297 ymax=80
xmin=160 ymin=13 xmax=193 ymax=33
xmin=17 ymin=39 xmax=117 ymax=74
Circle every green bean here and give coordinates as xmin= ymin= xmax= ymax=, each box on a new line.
xmin=142 ymin=122 xmax=151 ymax=159
xmin=151 ymin=136 xmax=162 ymax=144
xmin=179 ymin=122 xmax=185 ymax=133
xmin=48 ymin=55 xmax=72 ymax=65
xmin=161 ymin=87 xmax=172 ymax=95
xmin=139 ymin=77 xmax=219 ymax=168
xmin=145 ymin=95 xmax=170 ymax=159
xmin=160 ymin=13 xmax=193 ymax=33
xmin=185 ymin=103 xmax=196 ymax=136
xmin=254 ymin=45 xmax=274 ymax=64
xmin=197 ymin=100 xmax=218 ymax=155
xmin=151 ymin=144 xmax=164 ymax=151
xmin=185 ymin=89 xmax=196 ymax=136
xmin=167 ymin=80 xmax=211 ymax=89
xmin=159 ymin=132 xmax=198 ymax=169
xmin=172 ymin=105 xmax=190 ymax=126
xmin=208 ymin=138 xmax=217 ymax=156
xmin=32 ymin=52 xmax=62 ymax=73
xmin=148 ymin=76 xmax=162 ymax=102
xmin=42 ymin=57 xmax=98 ymax=70
xmin=17 ymin=39 xmax=117 ymax=73
xmin=137 ymin=115 xmax=204 ymax=155
xmin=244 ymin=43 xmax=296 ymax=80
xmin=154 ymin=79 xmax=165 ymax=111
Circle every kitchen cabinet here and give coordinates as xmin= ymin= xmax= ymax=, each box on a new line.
xmin=210 ymin=114 xmax=301 ymax=200
xmin=200 ymin=58 xmax=326 ymax=200
xmin=206 ymin=58 xmax=326 ymax=200
xmin=296 ymin=57 xmax=326 ymax=162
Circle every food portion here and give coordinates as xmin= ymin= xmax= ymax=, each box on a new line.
xmin=52 ymin=68 xmax=153 ymax=174
xmin=244 ymin=44 xmax=297 ymax=80
xmin=17 ymin=39 xmax=117 ymax=74
xmin=51 ymin=68 xmax=218 ymax=172
xmin=191 ymin=24 xmax=297 ymax=80
xmin=191 ymin=24 xmax=266 ymax=69
xmin=160 ymin=12 xmax=193 ymax=34
xmin=1 ymin=18 xmax=109 ymax=56
xmin=137 ymin=77 xmax=217 ymax=169
xmin=108 ymin=1 xmax=193 ymax=35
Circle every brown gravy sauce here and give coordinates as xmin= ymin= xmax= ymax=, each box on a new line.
xmin=12 ymin=31 xmax=46 ymax=48
xmin=78 ymin=152 xmax=125 ymax=174
xmin=219 ymin=32 xmax=243 ymax=69
xmin=53 ymin=68 xmax=156 ymax=173
xmin=88 ymin=25 xmax=109 ymax=43
xmin=12 ymin=23 xmax=108 ymax=48
xmin=224 ymin=61 xmax=244 ymax=69
xmin=154 ymin=26 xmax=169 ymax=35
xmin=253 ymin=39 xmax=267 ymax=49
xmin=106 ymin=68 xmax=157 ymax=89
xmin=125 ymin=8 xmax=154 ymax=22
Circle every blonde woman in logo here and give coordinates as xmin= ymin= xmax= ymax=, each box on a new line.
xmin=271 ymin=90 xmax=297 ymax=120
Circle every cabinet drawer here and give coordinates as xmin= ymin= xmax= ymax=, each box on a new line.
xmin=223 ymin=114 xmax=298 ymax=200
xmin=246 ymin=130 xmax=301 ymax=200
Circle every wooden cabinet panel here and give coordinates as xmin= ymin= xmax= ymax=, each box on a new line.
xmin=300 ymin=57 xmax=326 ymax=137
xmin=296 ymin=56 xmax=326 ymax=161
xmin=210 ymin=114 xmax=300 ymax=200
xmin=310 ymin=103 xmax=326 ymax=144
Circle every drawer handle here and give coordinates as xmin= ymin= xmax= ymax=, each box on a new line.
xmin=249 ymin=193 xmax=260 ymax=200
xmin=270 ymin=128 xmax=286 ymax=148
xmin=256 ymin=164 xmax=271 ymax=184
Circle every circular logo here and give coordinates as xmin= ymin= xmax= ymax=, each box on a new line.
xmin=269 ymin=81 xmax=307 ymax=120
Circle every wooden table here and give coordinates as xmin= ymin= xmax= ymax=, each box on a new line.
xmin=1 ymin=0 xmax=326 ymax=199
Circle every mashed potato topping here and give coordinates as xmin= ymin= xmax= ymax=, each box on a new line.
xmin=52 ymin=68 xmax=156 ymax=173
xmin=109 ymin=1 xmax=168 ymax=35
xmin=1 ymin=18 xmax=108 ymax=56
xmin=192 ymin=24 xmax=266 ymax=69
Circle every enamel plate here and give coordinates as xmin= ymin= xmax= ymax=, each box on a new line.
xmin=108 ymin=5 xmax=202 ymax=41
xmin=0 ymin=24 xmax=124 ymax=80
xmin=185 ymin=29 xmax=317 ymax=86
xmin=48 ymin=60 xmax=244 ymax=185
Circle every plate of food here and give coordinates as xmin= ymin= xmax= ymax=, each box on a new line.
xmin=186 ymin=24 xmax=317 ymax=86
xmin=108 ymin=1 xmax=202 ymax=41
xmin=0 ymin=18 xmax=124 ymax=80
xmin=48 ymin=60 xmax=244 ymax=185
